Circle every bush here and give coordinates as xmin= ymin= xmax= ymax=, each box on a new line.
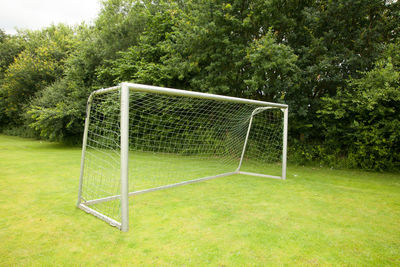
xmin=26 ymin=80 xmax=85 ymax=144
xmin=318 ymin=42 xmax=400 ymax=171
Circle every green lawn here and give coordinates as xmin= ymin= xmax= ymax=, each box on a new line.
xmin=0 ymin=134 xmax=399 ymax=266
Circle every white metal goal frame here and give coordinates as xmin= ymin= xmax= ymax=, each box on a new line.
xmin=77 ymin=82 xmax=288 ymax=232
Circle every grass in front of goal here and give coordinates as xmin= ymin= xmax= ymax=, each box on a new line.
xmin=1 ymin=134 xmax=400 ymax=266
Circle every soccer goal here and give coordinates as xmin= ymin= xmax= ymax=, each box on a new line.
xmin=77 ymin=83 xmax=288 ymax=231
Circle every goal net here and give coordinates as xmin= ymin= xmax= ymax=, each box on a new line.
xmin=77 ymin=83 xmax=288 ymax=231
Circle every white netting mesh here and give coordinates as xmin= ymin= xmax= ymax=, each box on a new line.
xmin=79 ymin=87 xmax=284 ymax=225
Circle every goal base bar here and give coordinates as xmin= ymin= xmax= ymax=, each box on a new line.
xmin=78 ymin=203 xmax=122 ymax=230
xmin=82 ymin=171 xmax=282 ymax=207
xmin=83 ymin=171 xmax=237 ymax=206
xmin=129 ymin=171 xmax=238 ymax=196
xmin=237 ymin=171 xmax=282 ymax=179
xmin=78 ymin=170 xmax=282 ymax=230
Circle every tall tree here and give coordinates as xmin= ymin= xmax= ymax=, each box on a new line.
xmin=0 ymin=25 xmax=76 ymax=124
xmin=319 ymin=39 xmax=400 ymax=170
xmin=26 ymin=0 xmax=152 ymax=141
xmin=275 ymin=0 xmax=399 ymax=140
xmin=0 ymin=29 xmax=24 ymax=127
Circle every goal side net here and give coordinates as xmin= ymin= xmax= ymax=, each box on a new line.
xmin=77 ymin=83 xmax=288 ymax=231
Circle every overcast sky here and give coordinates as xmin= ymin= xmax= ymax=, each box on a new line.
xmin=1 ymin=0 xmax=102 ymax=34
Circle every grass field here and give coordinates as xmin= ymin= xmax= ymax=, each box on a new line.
xmin=1 ymin=134 xmax=400 ymax=266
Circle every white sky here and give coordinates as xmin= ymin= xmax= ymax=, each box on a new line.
xmin=0 ymin=0 xmax=102 ymax=34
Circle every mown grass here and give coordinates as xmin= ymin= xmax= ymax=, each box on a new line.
xmin=0 ymin=134 xmax=399 ymax=266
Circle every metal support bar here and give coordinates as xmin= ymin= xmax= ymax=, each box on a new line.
xmin=129 ymin=172 xmax=237 ymax=196
xmin=281 ymin=107 xmax=288 ymax=180
xmin=92 ymin=83 xmax=288 ymax=109
xmin=120 ymin=84 xmax=130 ymax=232
xmin=236 ymin=107 xmax=274 ymax=172
xmin=77 ymin=97 xmax=94 ymax=206
xmin=78 ymin=203 xmax=122 ymax=229
xmin=237 ymin=115 xmax=254 ymax=172
xmin=238 ymin=171 xmax=281 ymax=180
xmin=83 ymin=172 xmax=237 ymax=206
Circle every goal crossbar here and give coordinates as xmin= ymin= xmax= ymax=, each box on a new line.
xmin=77 ymin=82 xmax=289 ymax=232
xmin=89 ymin=83 xmax=288 ymax=108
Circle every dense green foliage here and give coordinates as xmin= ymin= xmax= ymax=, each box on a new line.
xmin=0 ymin=0 xmax=399 ymax=170
xmin=319 ymin=40 xmax=400 ymax=170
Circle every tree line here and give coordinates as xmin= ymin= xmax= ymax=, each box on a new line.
xmin=0 ymin=0 xmax=399 ymax=171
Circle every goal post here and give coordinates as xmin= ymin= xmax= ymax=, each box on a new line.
xmin=77 ymin=82 xmax=288 ymax=231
